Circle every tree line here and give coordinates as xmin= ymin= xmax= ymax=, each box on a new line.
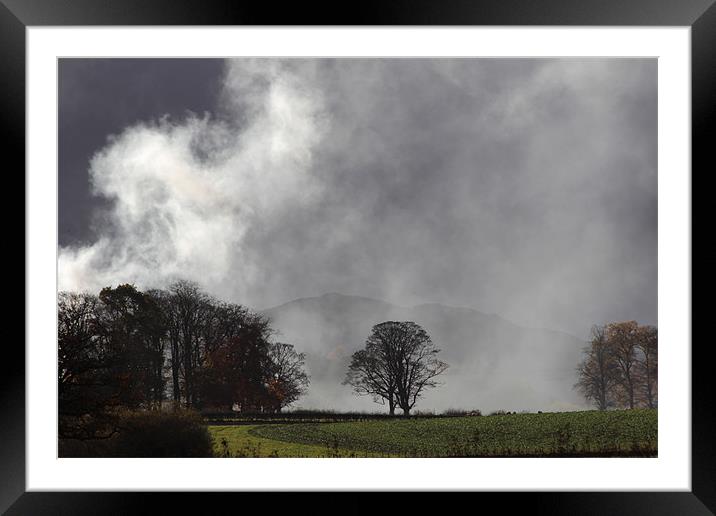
xmin=60 ymin=277 xmax=652 ymax=446
xmin=574 ymin=321 xmax=657 ymax=410
xmin=58 ymin=280 xmax=309 ymax=440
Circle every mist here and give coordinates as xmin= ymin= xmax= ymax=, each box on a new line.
xmin=59 ymin=58 xmax=656 ymax=411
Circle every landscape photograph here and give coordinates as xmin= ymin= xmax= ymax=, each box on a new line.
xmin=58 ymin=57 xmax=657 ymax=458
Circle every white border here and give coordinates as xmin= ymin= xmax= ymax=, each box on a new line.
xmin=27 ymin=27 xmax=691 ymax=491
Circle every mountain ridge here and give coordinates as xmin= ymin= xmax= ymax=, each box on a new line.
xmin=261 ymin=292 xmax=588 ymax=413
xmin=263 ymin=292 xmax=583 ymax=342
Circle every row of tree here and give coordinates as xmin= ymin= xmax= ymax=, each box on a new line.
xmin=574 ymin=321 xmax=658 ymax=410
xmin=58 ymin=281 xmax=309 ymax=439
xmin=60 ymin=279 xmax=652 ymax=442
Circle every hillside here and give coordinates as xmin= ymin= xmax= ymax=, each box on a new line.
xmin=263 ymin=293 xmax=587 ymax=413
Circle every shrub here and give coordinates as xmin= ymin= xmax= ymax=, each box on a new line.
xmin=110 ymin=409 xmax=214 ymax=457
xmin=59 ymin=437 xmax=115 ymax=457
xmin=59 ymin=409 xmax=214 ymax=457
xmin=489 ymin=409 xmax=509 ymax=416
xmin=442 ymin=408 xmax=482 ymax=417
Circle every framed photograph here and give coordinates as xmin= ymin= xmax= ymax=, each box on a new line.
xmin=6 ymin=0 xmax=713 ymax=512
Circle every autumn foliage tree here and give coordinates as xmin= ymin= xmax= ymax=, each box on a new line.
xmin=635 ymin=325 xmax=658 ymax=408
xmin=267 ymin=343 xmax=310 ymax=412
xmin=199 ymin=335 xmax=272 ymax=411
xmin=605 ymin=321 xmax=640 ymax=409
xmin=58 ymin=282 xmax=310 ymax=441
xmin=575 ymin=320 xmax=658 ymax=410
xmin=200 ymin=339 xmax=310 ymax=413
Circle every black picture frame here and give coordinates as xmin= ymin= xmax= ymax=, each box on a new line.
xmin=4 ymin=0 xmax=713 ymax=513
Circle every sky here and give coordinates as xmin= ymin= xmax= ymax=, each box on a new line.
xmin=58 ymin=58 xmax=657 ymax=337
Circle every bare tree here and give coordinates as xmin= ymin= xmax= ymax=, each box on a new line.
xmin=58 ymin=291 xmax=114 ymax=439
xmin=387 ymin=322 xmax=449 ymax=416
xmin=343 ymin=345 xmax=397 ymax=414
xmin=636 ymin=324 xmax=658 ymax=408
xmin=267 ymin=342 xmax=310 ymax=412
xmin=344 ymin=321 xmax=448 ymax=416
xmin=160 ymin=280 xmax=211 ymax=407
xmin=59 ymin=292 xmax=100 ymax=398
xmin=605 ymin=321 xmax=640 ymax=409
xmin=574 ymin=325 xmax=619 ymax=410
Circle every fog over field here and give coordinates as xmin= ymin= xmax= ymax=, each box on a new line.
xmin=59 ymin=58 xmax=656 ymax=411
xmin=263 ymin=293 xmax=586 ymax=412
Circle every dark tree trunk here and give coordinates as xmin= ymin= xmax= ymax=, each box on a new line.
xmin=171 ymin=340 xmax=180 ymax=402
xmin=388 ymin=396 xmax=395 ymax=416
xmin=645 ymin=355 xmax=655 ymax=408
xmin=598 ymin=393 xmax=607 ymax=411
xmin=403 ymin=407 xmax=410 ymax=417
xmin=183 ymin=335 xmax=193 ymax=408
xmin=622 ymin=362 xmax=635 ymax=409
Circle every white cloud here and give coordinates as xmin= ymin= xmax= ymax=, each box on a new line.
xmin=59 ymin=59 xmax=328 ymax=295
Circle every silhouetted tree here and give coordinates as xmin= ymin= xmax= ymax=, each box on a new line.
xmin=58 ymin=291 xmax=117 ymax=439
xmin=345 ymin=321 xmax=448 ymax=416
xmin=343 ymin=341 xmax=397 ymax=414
xmin=200 ymin=334 xmax=272 ymax=412
xmin=267 ymin=342 xmax=310 ymax=412
xmin=160 ymin=280 xmax=212 ymax=407
xmin=574 ymin=325 xmax=619 ymax=410
xmin=98 ymin=284 xmax=166 ymax=409
xmin=60 ymin=280 xmax=309 ymax=431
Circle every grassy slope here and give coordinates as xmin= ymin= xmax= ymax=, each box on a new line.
xmin=208 ymin=425 xmax=393 ymax=457
xmin=249 ymin=409 xmax=657 ymax=457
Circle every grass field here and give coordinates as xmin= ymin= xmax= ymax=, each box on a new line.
xmin=209 ymin=409 xmax=657 ymax=458
xmin=208 ymin=425 xmax=393 ymax=457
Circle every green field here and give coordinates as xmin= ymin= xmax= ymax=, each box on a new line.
xmin=209 ymin=424 xmax=394 ymax=457
xmin=209 ymin=409 xmax=657 ymax=458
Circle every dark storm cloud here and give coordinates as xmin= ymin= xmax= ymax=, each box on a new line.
xmin=59 ymin=59 xmax=224 ymax=246
xmin=58 ymin=58 xmax=656 ymax=337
